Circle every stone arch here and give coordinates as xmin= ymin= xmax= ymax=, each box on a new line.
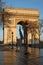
xmin=15 ymin=19 xmax=25 ymax=26
xmin=3 ymin=7 xmax=39 ymax=44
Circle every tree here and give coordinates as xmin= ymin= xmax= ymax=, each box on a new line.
xmin=38 ymin=19 xmax=43 ymax=43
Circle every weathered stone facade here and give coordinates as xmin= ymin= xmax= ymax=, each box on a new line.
xmin=3 ymin=7 xmax=39 ymax=44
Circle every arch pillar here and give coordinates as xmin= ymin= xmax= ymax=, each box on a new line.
xmin=4 ymin=27 xmax=8 ymax=44
xmin=4 ymin=26 xmax=17 ymax=44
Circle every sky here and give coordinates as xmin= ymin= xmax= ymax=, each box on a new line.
xmin=2 ymin=0 xmax=43 ymax=19
xmin=0 ymin=0 xmax=43 ymax=41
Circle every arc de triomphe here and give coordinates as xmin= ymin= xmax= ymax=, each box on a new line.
xmin=3 ymin=7 xmax=39 ymax=44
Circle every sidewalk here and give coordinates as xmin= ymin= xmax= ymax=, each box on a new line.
xmin=0 ymin=44 xmax=14 ymax=51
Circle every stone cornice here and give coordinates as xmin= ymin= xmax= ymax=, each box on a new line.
xmin=4 ymin=7 xmax=39 ymax=17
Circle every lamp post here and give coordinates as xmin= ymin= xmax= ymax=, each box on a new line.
xmin=12 ymin=32 xmax=13 ymax=49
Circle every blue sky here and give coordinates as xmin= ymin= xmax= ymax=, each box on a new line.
xmin=2 ymin=0 xmax=43 ymax=19
xmin=0 ymin=0 xmax=43 ymax=41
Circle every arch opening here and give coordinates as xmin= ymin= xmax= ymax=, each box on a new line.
xmin=16 ymin=21 xmax=24 ymax=46
xmin=0 ymin=16 xmax=3 ymax=44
